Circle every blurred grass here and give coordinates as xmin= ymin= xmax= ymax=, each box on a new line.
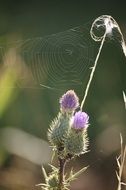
xmin=0 ymin=67 xmax=18 ymax=117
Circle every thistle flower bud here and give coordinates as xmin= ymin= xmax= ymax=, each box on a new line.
xmin=59 ymin=90 xmax=79 ymax=113
xmin=65 ymin=111 xmax=89 ymax=156
xmin=48 ymin=113 xmax=70 ymax=147
xmin=72 ymin=111 xmax=89 ymax=130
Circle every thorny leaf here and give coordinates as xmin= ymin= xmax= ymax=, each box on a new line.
xmin=66 ymin=165 xmax=89 ymax=182
xmin=42 ymin=166 xmax=48 ymax=181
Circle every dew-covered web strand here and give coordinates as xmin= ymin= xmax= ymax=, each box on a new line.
xmin=0 ymin=22 xmax=95 ymax=92
xmin=80 ymin=15 xmax=126 ymax=111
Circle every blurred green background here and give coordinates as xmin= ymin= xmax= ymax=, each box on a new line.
xmin=0 ymin=1 xmax=126 ymax=190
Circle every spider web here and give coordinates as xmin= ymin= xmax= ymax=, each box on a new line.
xmin=0 ymin=22 xmax=97 ymax=92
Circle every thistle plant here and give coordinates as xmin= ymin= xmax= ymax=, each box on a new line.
xmin=37 ymin=90 xmax=89 ymax=190
xmin=46 ymin=90 xmax=89 ymax=190
xmin=37 ymin=15 xmax=126 ymax=190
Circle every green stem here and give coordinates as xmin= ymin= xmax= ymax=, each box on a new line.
xmin=58 ymin=157 xmax=66 ymax=190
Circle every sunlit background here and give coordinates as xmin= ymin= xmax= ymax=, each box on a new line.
xmin=0 ymin=1 xmax=126 ymax=190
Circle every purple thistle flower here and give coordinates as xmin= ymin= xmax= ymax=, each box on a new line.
xmin=59 ymin=90 xmax=79 ymax=113
xmin=72 ymin=111 xmax=89 ymax=130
